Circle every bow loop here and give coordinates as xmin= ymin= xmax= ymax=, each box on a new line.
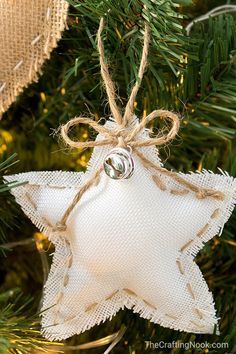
xmin=126 ymin=110 xmax=180 ymax=148
xmin=61 ymin=116 xmax=115 ymax=150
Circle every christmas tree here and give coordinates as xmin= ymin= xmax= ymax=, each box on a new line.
xmin=0 ymin=0 xmax=236 ymax=353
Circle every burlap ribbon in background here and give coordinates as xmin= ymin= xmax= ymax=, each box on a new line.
xmin=0 ymin=0 xmax=69 ymax=117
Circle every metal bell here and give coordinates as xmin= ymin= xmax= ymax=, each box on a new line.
xmin=103 ymin=147 xmax=134 ymax=180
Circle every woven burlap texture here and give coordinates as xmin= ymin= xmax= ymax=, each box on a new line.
xmin=0 ymin=0 xmax=68 ymax=116
xmin=5 ymin=119 xmax=236 ymax=340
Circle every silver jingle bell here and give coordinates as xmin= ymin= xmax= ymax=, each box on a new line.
xmin=103 ymin=147 xmax=134 ymax=180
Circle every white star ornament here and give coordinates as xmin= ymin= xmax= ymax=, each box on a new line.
xmin=5 ymin=122 xmax=236 ymax=340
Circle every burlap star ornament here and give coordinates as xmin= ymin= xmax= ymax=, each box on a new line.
xmin=0 ymin=0 xmax=68 ymax=116
xmin=5 ymin=18 xmax=236 ymax=340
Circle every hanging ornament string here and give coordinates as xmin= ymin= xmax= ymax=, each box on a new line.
xmin=55 ymin=17 xmax=225 ymax=232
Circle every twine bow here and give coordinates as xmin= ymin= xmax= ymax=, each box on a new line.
xmin=55 ymin=17 xmax=225 ymax=232
xmin=61 ymin=109 xmax=180 ymax=151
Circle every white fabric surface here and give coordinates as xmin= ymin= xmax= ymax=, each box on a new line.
xmin=5 ymin=119 xmax=236 ymax=340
